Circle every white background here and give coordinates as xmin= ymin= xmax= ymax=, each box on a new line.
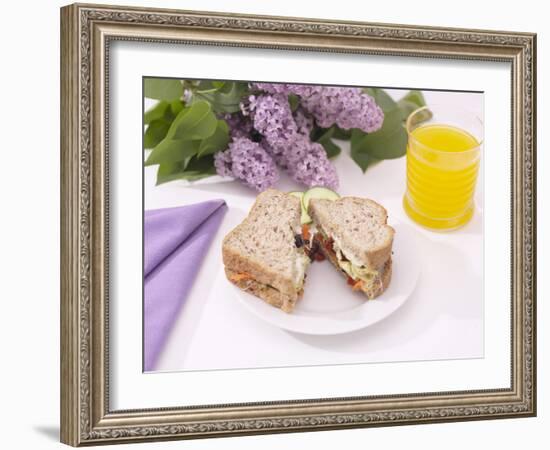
xmin=0 ymin=0 xmax=546 ymax=449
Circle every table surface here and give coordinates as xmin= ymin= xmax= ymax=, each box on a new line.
xmin=144 ymin=89 xmax=485 ymax=373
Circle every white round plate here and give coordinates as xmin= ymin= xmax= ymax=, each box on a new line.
xmin=229 ymin=220 xmax=420 ymax=335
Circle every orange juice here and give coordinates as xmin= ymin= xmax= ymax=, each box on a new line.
xmin=403 ymin=116 xmax=481 ymax=230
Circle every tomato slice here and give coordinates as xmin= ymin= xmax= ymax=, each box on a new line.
xmin=302 ymin=224 xmax=311 ymax=241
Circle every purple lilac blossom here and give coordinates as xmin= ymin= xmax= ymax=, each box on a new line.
xmin=287 ymin=84 xmax=323 ymax=98
xmin=214 ymin=138 xmax=279 ymax=191
xmin=222 ymin=113 xmax=253 ymax=139
xmin=260 ymin=137 xmax=338 ymax=189
xmin=248 ymin=94 xmax=297 ymax=144
xmin=248 ymin=93 xmax=297 ymax=168
xmin=213 ymin=149 xmax=233 ymax=177
xmin=259 ymin=139 xmax=288 ymax=168
xmin=293 ymin=107 xmax=314 ymax=137
xmin=250 ymin=83 xmax=322 ymax=98
xmin=249 ymin=83 xmax=292 ymax=94
xmin=248 ymin=94 xmax=294 ymax=167
xmin=299 ymin=87 xmax=384 ymax=133
xmin=248 ymin=93 xmax=339 ymax=189
xmin=282 ymin=136 xmax=339 ymax=189
xmin=252 ymin=83 xmax=384 ymax=133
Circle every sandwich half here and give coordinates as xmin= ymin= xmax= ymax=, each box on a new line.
xmin=307 ymin=197 xmax=394 ymax=299
xmin=222 ymin=189 xmax=310 ymax=313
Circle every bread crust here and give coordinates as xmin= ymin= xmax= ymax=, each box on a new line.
xmin=225 ymin=268 xmax=299 ymax=313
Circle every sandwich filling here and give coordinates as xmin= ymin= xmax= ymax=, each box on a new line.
xmin=226 ymin=268 xmax=305 ymax=313
xmin=228 ymin=271 xmax=305 ymax=296
xmin=227 ymin=246 xmax=309 ymax=297
xmin=293 ymin=252 xmax=310 ymax=290
xmin=314 ymin=231 xmax=387 ymax=299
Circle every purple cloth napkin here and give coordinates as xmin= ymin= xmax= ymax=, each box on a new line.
xmin=144 ymin=200 xmax=227 ymax=372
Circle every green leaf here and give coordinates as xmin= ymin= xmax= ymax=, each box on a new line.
xmin=315 ymin=127 xmax=341 ymax=158
xmin=144 ymin=119 xmax=170 ymax=149
xmin=185 ymin=154 xmax=217 ymax=173
xmin=144 ymin=78 xmax=183 ymax=101
xmin=397 ymin=90 xmax=428 ymax=121
xmin=288 ymin=94 xmax=300 ymax=112
xmin=398 ymin=90 xmax=426 ymax=109
xmin=319 ymin=138 xmax=341 ymax=158
xmin=350 ymin=87 xmax=410 ymax=169
xmin=396 ymin=100 xmax=421 ymax=121
xmin=144 ymin=99 xmax=184 ymax=126
xmin=145 ymin=139 xmax=200 ymax=166
xmin=144 ymin=101 xmax=170 ymax=124
xmin=156 ymin=161 xmax=184 ymax=184
xmin=350 ymin=130 xmax=371 ymax=172
xmin=156 ymin=161 xmax=200 ymax=185
xmin=194 ymin=81 xmax=249 ymax=113
xmin=363 ymin=88 xmax=397 ymax=112
xmin=378 ymin=106 xmax=405 ymax=133
xmin=157 ymin=170 xmax=214 ymax=185
xmin=144 ymin=102 xmax=219 ymax=166
xmin=172 ymin=101 xmax=217 ymax=141
xmin=351 ymin=108 xmax=408 ymax=160
xmin=331 ymin=126 xmax=352 ymax=140
xmin=197 ymin=120 xmax=230 ymax=157
xmin=170 ymin=99 xmax=185 ymax=117
xmin=156 ymin=156 xmax=216 ymax=185
xmin=309 ymin=127 xmax=323 ymax=142
xmin=351 ymin=149 xmax=373 ymax=172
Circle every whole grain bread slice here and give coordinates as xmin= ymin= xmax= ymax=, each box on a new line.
xmin=225 ymin=268 xmax=300 ymax=313
xmin=308 ymin=197 xmax=394 ymax=269
xmin=222 ymin=189 xmax=310 ymax=309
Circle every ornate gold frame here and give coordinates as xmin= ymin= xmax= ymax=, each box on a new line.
xmin=60 ymin=2 xmax=536 ymax=446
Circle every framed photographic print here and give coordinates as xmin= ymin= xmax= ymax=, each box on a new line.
xmin=60 ymin=3 xmax=537 ymax=446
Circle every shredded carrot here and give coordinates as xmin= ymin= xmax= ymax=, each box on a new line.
xmin=302 ymin=224 xmax=311 ymax=241
xmin=352 ymin=280 xmax=364 ymax=291
xmin=229 ymin=272 xmax=253 ymax=282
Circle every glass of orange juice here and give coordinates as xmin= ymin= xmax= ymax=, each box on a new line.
xmin=403 ymin=104 xmax=483 ymax=231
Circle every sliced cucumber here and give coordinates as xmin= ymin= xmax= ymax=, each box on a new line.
xmin=302 ymin=187 xmax=340 ymax=216
xmin=288 ymin=191 xmax=312 ymax=224
xmin=300 ymin=209 xmax=312 ymax=225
